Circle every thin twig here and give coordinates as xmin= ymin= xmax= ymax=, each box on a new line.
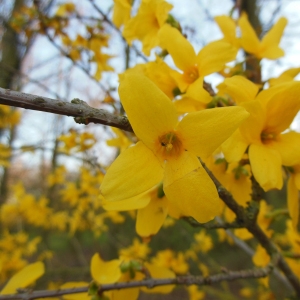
xmin=0 ymin=266 xmax=272 ymax=300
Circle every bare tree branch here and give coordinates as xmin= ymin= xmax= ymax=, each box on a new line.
xmin=0 ymin=87 xmax=133 ymax=132
xmin=0 ymin=266 xmax=272 ymax=300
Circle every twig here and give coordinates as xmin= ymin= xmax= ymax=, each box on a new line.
xmin=0 ymin=266 xmax=272 ymax=300
xmin=201 ymin=160 xmax=300 ymax=296
xmin=0 ymin=88 xmax=133 ymax=132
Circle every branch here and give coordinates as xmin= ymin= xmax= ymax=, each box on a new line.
xmin=0 ymin=88 xmax=133 ymax=132
xmin=201 ymin=160 xmax=300 ymax=296
xmin=0 ymin=266 xmax=272 ymax=300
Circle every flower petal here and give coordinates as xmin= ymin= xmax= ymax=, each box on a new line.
xmin=221 ymin=129 xmax=249 ymax=162
xmin=217 ymin=75 xmax=259 ymax=104
xmin=271 ymin=132 xmax=300 ymax=166
xmin=287 ymin=175 xmax=299 ymax=230
xmin=0 ymin=262 xmax=45 ymax=295
xmin=164 ymin=153 xmax=222 ymax=223
xmin=238 ymin=13 xmax=260 ymax=55
xmin=239 ymin=100 xmax=265 ymax=144
xmin=260 ymin=17 xmax=287 ymax=58
xmin=91 ymin=253 xmax=121 ymax=284
xmin=102 ymin=189 xmax=152 ymax=211
xmin=264 ymin=81 xmax=300 ymax=133
xmin=158 ymin=24 xmax=196 ymax=71
xmin=214 ymin=15 xmax=239 ymax=48
xmin=100 ymin=142 xmax=163 ymax=201
xmin=177 ymin=106 xmax=249 ymax=159
xmin=249 ymin=143 xmax=283 ymax=191
xmin=196 ymin=41 xmax=237 ymax=76
xmin=136 ymin=194 xmax=168 ymax=237
xmin=119 ymin=73 xmax=178 ymax=150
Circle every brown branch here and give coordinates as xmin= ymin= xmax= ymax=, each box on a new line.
xmin=0 ymin=266 xmax=272 ymax=300
xmin=0 ymin=87 xmax=133 ymax=132
xmin=201 ymin=160 xmax=300 ymax=297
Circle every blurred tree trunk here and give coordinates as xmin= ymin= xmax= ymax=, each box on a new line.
xmin=0 ymin=0 xmax=24 ymax=203
xmin=240 ymin=0 xmax=262 ymax=84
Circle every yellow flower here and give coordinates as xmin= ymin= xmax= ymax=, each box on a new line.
xmin=194 ymin=230 xmax=213 ymax=253
xmin=158 ymin=24 xmax=237 ymax=92
xmin=119 ymin=238 xmax=151 ymax=260
xmin=123 ymin=0 xmax=173 ymax=55
xmin=100 ymin=73 xmax=249 ymax=223
xmin=112 ymin=0 xmax=132 ymax=28
xmin=238 ymin=13 xmax=287 ymax=59
xmin=152 ymin=249 xmax=188 ymax=274
xmin=222 ymin=81 xmax=300 ymax=191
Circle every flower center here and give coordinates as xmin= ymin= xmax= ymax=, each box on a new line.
xmin=157 ymin=131 xmax=183 ymax=159
xmin=261 ymin=131 xmax=277 ymax=144
xmin=183 ymin=66 xmax=199 ymax=84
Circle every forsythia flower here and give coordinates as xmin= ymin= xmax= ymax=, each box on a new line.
xmin=158 ymin=24 xmax=237 ymax=92
xmin=238 ymin=13 xmax=287 ymax=59
xmin=100 ymin=73 xmax=249 ymax=223
xmin=222 ymin=81 xmax=300 ymax=191
xmin=123 ymin=0 xmax=173 ymax=55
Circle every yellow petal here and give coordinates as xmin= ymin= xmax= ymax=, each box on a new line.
xmin=196 ymin=41 xmax=237 ymax=76
xmin=214 ymin=15 xmax=239 ymax=48
xmin=164 ymin=154 xmax=222 ymax=223
xmin=164 ymin=151 xmax=200 ymax=186
xmin=238 ymin=13 xmax=260 ymax=55
xmin=119 ymin=73 xmax=178 ymax=150
xmin=158 ymin=24 xmax=196 ymax=71
xmin=271 ymin=132 xmax=300 ymax=166
xmin=1 ymin=262 xmax=45 ymax=295
xmin=185 ymin=77 xmax=212 ymax=103
xmin=249 ymin=143 xmax=282 ymax=191
xmin=177 ymin=106 xmax=249 ymax=159
xmin=100 ymin=142 xmax=163 ymax=201
xmin=112 ymin=0 xmax=132 ymax=28
xmin=174 ymin=98 xmax=206 ymax=114
xmin=91 ymin=253 xmax=121 ymax=284
xmin=141 ymin=263 xmax=175 ymax=294
xmin=222 ymin=129 xmax=249 ymax=162
xmin=260 ymin=17 xmax=287 ymax=58
xmin=217 ymin=75 xmax=259 ymax=104
xmin=260 ymin=46 xmax=284 ymax=60
xmin=61 ymin=282 xmax=89 ymax=300
xmin=287 ymin=175 xmax=299 ymax=230
xmin=102 ymin=188 xmax=152 ymax=211
xmin=136 ymin=194 xmax=168 ymax=237
xmin=264 ymin=81 xmax=300 ymax=133
xmin=239 ymin=100 xmax=265 ymax=144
